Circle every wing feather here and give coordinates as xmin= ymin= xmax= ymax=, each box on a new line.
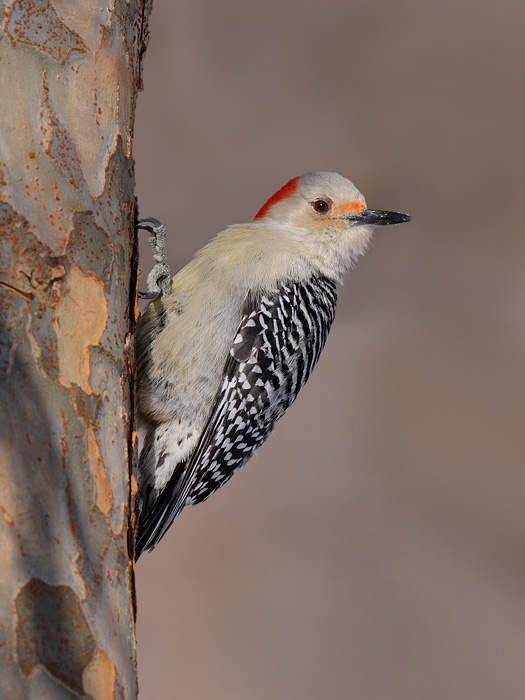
xmin=135 ymin=277 xmax=337 ymax=558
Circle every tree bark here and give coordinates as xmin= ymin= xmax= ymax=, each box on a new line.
xmin=0 ymin=2 xmax=152 ymax=697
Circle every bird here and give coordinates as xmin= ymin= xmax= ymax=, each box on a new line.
xmin=134 ymin=171 xmax=410 ymax=559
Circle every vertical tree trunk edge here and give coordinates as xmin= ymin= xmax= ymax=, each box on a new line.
xmin=0 ymin=2 xmax=153 ymax=698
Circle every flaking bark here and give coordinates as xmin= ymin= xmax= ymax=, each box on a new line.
xmin=0 ymin=2 xmax=152 ymax=698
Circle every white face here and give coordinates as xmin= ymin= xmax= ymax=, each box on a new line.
xmin=294 ymin=171 xmax=368 ymax=231
xmin=252 ymin=171 xmax=410 ymax=280
xmin=255 ymin=172 xmax=372 ymax=277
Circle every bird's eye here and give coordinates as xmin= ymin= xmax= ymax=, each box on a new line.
xmin=312 ymin=199 xmax=331 ymax=214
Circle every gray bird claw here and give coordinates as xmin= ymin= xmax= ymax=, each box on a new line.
xmin=136 ymin=217 xmax=171 ymax=299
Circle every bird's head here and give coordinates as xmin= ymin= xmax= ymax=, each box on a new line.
xmin=252 ymin=171 xmax=411 ymax=280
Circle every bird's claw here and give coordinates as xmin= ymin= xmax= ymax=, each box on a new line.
xmin=136 ymin=217 xmax=171 ymax=299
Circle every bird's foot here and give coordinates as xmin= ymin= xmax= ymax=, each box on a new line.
xmin=136 ymin=217 xmax=171 ymax=299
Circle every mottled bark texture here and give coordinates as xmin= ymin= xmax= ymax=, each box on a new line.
xmin=0 ymin=2 xmax=152 ymax=698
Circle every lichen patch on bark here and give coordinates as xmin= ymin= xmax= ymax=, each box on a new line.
xmin=0 ymin=505 xmax=14 ymax=527
xmin=15 ymin=578 xmax=95 ymax=694
xmin=5 ymin=0 xmax=87 ymax=63
xmin=83 ymin=648 xmax=116 ymax=700
xmin=53 ymin=266 xmax=107 ymax=393
xmin=87 ymin=426 xmax=113 ymax=516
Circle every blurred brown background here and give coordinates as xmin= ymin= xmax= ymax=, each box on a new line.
xmin=133 ymin=1 xmax=525 ymax=698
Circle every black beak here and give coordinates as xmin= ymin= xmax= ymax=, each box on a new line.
xmin=347 ymin=209 xmax=411 ymax=227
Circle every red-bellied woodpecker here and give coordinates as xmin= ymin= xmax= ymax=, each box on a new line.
xmin=135 ymin=172 xmax=410 ymax=558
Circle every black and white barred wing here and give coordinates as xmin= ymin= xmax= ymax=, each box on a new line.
xmin=135 ymin=277 xmax=337 ymax=556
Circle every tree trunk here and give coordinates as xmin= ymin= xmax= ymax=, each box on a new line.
xmin=0 ymin=2 xmax=152 ymax=697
